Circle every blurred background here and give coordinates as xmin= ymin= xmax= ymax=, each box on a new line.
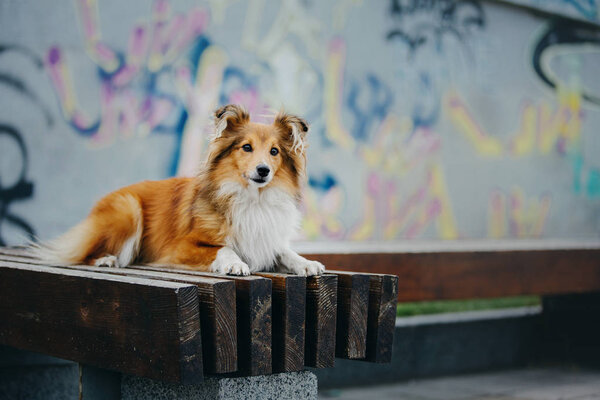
xmin=1 ymin=0 xmax=599 ymax=247
xmin=1 ymin=1 xmax=600 ymax=398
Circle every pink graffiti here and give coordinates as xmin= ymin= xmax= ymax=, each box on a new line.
xmin=46 ymin=0 xmax=209 ymax=145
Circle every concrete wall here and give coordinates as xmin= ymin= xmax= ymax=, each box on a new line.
xmin=0 ymin=0 xmax=599 ymax=246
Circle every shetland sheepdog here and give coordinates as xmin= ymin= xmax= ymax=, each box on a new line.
xmin=33 ymin=105 xmax=325 ymax=276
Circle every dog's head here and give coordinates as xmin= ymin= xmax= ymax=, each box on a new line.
xmin=205 ymin=104 xmax=309 ymax=195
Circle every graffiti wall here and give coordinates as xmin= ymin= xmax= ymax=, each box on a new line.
xmin=0 ymin=0 xmax=599 ymax=246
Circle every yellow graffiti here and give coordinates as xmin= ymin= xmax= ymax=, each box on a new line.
xmin=175 ymin=46 xmax=227 ymax=177
xmin=351 ymin=164 xmax=458 ymax=240
xmin=359 ymin=114 xmax=439 ymax=178
xmin=488 ymin=188 xmax=551 ymax=238
xmin=324 ymin=38 xmax=355 ymax=149
xmin=300 ymin=186 xmax=345 ymax=240
xmin=430 ymin=164 xmax=459 ymax=239
xmin=75 ymin=0 xmax=120 ymax=72
xmin=445 ymin=93 xmax=503 ymax=157
xmin=447 ymin=87 xmax=582 ymax=158
xmin=487 ymin=190 xmax=506 ymax=239
xmin=349 ymin=195 xmax=376 ymax=240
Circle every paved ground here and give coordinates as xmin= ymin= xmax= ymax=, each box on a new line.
xmin=319 ymin=367 xmax=600 ymax=400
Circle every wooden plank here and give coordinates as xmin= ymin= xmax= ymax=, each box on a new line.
xmin=304 ymin=274 xmax=338 ymax=368
xmin=256 ymin=272 xmax=306 ymax=373
xmin=13 ymin=246 xmax=600 ymax=302
xmin=133 ymin=265 xmax=272 ymax=376
xmin=303 ymin=249 xmax=600 ymax=302
xmin=0 ymin=254 xmax=238 ymax=374
xmin=328 ymin=270 xmax=370 ymax=359
xmin=364 ymin=273 xmax=398 ymax=363
xmin=0 ymin=260 xmax=203 ymax=383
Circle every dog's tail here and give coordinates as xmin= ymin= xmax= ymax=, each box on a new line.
xmin=29 ymin=192 xmax=144 ymax=267
xmin=29 ymin=218 xmax=97 ymax=265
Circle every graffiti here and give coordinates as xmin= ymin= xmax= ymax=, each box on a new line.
xmin=532 ymin=20 xmax=600 ymax=106
xmin=3 ymin=0 xmax=599 ymax=244
xmin=386 ymin=0 xmax=485 ymax=56
xmin=445 ymin=93 xmax=504 ymax=157
xmin=350 ymin=164 xmax=458 ymax=240
xmin=446 ymin=89 xmax=582 ymax=156
xmin=448 ymin=19 xmax=600 ymax=199
xmin=488 ymin=188 xmax=551 ymax=238
xmin=301 ymin=183 xmax=346 ymax=240
xmin=173 ymin=40 xmax=227 ymax=176
xmin=346 ymin=74 xmax=394 ymax=142
xmin=562 ymin=0 xmax=599 ymax=19
xmin=324 ymin=38 xmax=355 ymax=149
xmin=0 ymin=125 xmax=35 ymax=246
xmin=361 ymin=114 xmax=440 ymax=176
xmin=446 ymin=89 xmax=600 ymax=198
xmin=500 ymin=0 xmax=599 ymax=22
xmin=0 ymin=44 xmax=45 ymax=245
xmin=241 ymin=0 xmax=322 ymax=60
xmin=46 ymin=0 xmax=208 ymax=145
xmin=0 ymin=45 xmax=54 ymax=127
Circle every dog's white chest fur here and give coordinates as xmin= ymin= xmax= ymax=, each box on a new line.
xmin=222 ymin=184 xmax=300 ymax=271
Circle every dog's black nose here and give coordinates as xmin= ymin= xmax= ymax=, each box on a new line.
xmin=256 ymin=166 xmax=270 ymax=177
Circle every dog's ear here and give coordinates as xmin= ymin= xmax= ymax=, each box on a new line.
xmin=274 ymin=112 xmax=309 ymax=153
xmin=213 ymin=104 xmax=250 ymax=138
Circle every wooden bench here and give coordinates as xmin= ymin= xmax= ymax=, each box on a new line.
xmin=302 ymin=244 xmax=600 ymax=302
xmin=0 ymin=247 xmax=398 ymax=384
xmin=299 ymin=242 xmax=600 ymax=388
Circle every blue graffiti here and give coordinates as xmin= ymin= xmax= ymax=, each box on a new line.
xmin=168 ymin=36 xmax=211 ymax=176
xmin=309 ymin=173 xmax=338 ymax=192
xmin=346 ymin=74 xmax=393 ymax=142
xmin=220 ymin=66 xmax=260 ymax=106
xmin=572 ymin=155 xmax=600 ymax=198
xmin=564 ymin=0 xmax=598 ymax=20
xmin=411 ymin=72 xmax=439 ymax=130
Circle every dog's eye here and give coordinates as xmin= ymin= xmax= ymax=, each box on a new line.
xmin=242 ymin=144 xmax=252 ymax=152
xmin=270 ymin=147 xmax=279 ymax=156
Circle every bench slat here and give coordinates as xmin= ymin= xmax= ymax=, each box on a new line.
xmin=365 ymin=274 xmax=398 ymax=363
xmin=328 ymin=271 xmax=370 ymax=359
xmin=256 ymin=272 xmax=306 ymax=373
xmin=0 ymin=254 xmax=238 ymax=374
xmin=0 ymin=260 xmax=203 ymax=383
xmin=134 ymin=265 xmax=272 ymax=376
xmin=305 ymin=274 xmax=338 ymax=368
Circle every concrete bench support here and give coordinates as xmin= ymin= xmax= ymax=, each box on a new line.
xmin=121 ymin=371 xmax=317 ymax=400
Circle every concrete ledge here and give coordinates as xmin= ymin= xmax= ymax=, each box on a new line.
xmin=121 ymin=371 xmax=317 ymax=400
xmin=315 ymin=308 xmax=542 ymax=389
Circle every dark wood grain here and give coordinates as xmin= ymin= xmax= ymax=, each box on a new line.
xmin=132 ymin=265 xmax=272 ymax=376
xmin=256 ymin=272 xmax=306 ymax=373
xmin=9 ymin=246 xmax=600 ymax=303
xmin=303 ymin=249 xmax=600 ymax=301
xmin=0 ymin=254 xmax=238 ymax=374
xmin=328 ymin=271 xmax=370 ymax=359
xmin=304 ymin=274 xmax=338 ymax=368
xmin=0 ymin=260 xmax=203 ymax=383
xmin=365 ymin=274 xmax=399 ymax=363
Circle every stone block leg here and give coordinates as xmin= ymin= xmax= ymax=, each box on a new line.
xmin=122 ymin=371 xmax=317 ymax=400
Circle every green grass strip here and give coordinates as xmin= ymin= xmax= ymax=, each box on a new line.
xmin=396 ymin=296 xmax=540 ymax=317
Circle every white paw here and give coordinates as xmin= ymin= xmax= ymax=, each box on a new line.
xmin=211 ymin=260 xmax=250 ymax=276
xmin=94 ymin=255 xmax=120 ymax=268
xmin=290 ymin=260 xmax=325 ymax=277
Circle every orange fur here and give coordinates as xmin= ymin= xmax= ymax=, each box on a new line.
xmin=34 ymin=105 xmax=309 ymax=271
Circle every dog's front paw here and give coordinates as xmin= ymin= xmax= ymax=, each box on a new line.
xmin=290 ymin=260 xmax=325 ymax=277
xmin=94 ymin=255 xmax=120 ymax=268
xmin=211 ymin=260 xmax=250 ymax=276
